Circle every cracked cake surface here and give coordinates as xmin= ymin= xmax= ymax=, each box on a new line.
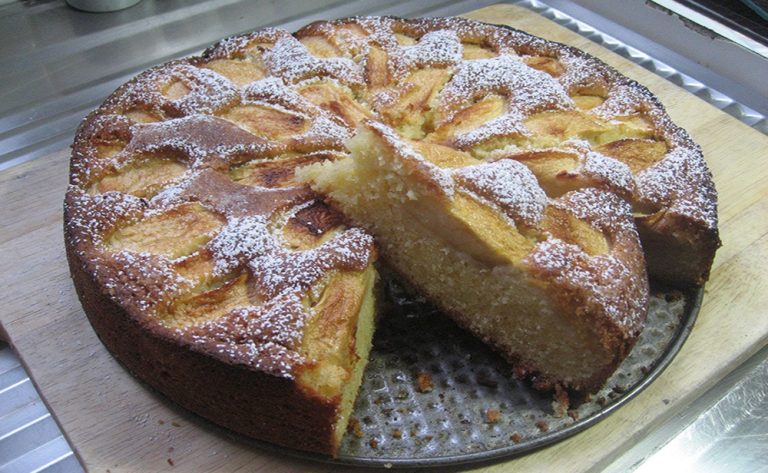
xmin=65 ymin=15 xmax=719 ymax=457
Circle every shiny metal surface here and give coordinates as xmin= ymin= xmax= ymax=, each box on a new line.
xmin=636 ymin=349 xmax=768 ymax=473
xmin=1 ymin=0 xmax=766 ymax=470
xmin=527 ymin=0 xmax=768 ymax=133
xmin=0 ymin=0 xmax=499 ymax=171
xmin=66 ymin=0 xmax=143 ymax=13
xmin=605 ymin=345 xmax=768 ymax=473
xmin=0 ymin=342 xmax=83 ymax=473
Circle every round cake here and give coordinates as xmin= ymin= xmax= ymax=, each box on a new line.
xmin=64 ymin=16 xmax=720 ymax=456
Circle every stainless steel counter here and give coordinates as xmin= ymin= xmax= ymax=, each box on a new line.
xmin=0 ymin=1 xmax=765 ymax=471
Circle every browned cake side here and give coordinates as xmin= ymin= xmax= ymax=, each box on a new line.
xmin=291 ymin=17 xmax=719 ymax=286
xmin=65 ymin=15 xmax=720 ymax=457
xmin=66 ymin=238 xmax=343 ymax=454
xmin=64 ymin=68 xmax=379 ymax=455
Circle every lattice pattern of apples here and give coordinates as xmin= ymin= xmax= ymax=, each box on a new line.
xmin=66 ymin=16 xmax=718 ymax=376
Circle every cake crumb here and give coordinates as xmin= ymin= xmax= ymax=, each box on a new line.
xmin=416 ymin=372 xmax=433 ymax=392
xmin=167 ymin=458 xmax=174 ymax=466
xmin=369 ymin=438 xmax=379 ymax=449
xmin=552 ymin=384 xmax=570 ymax=417
xmin=484 ymin=408 xmax=501 ymax=424
xmin=510 ymin=432 xmax=522 ymax=443
xmin=392 ymin=429 xmax=403 ymax=439
xmin=535 ymin=420 xmax=549 ymax=432
xmin=348 ymin=417 xmax=364 ymax=438
xmin=568 ymin=409 xmax=579 ymax=421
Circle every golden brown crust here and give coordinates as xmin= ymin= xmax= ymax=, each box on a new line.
xmin=65 ymin=14 xmax=719 ymax=456
xmin=311 ymin=122 xmax=649 ymax=394
xmin=65 ymin=232 xmax=340 ymax=455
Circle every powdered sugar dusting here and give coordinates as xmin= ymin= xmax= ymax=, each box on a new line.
xmin=208 ymin=215 xmax=272 ymax=276
xmin=551 ymin=187 xmax=635 ymax=233
xmin=557 ymin=52 xmax=607 ymax=94
xmin=243 ymin=77 xmax=321 ymax=113
xmin=250 ymin=226 xmax=374 ymax=298
xmin=453 ymin=159 xmax=546 ymax=228
xmin=67 ymin=15 xmax=718 ymax=384
xmin=181 ymin=293 xmax=306 ymax=377
xmin=196 ymin=206 xmax=373 ymax=377
xmin=438 ymin=55 xmax=573 ymax=124
xmin=593 ymin=84 xmax=650 ymax=119
xmin=115 ymin=63 xmax=239 ymax=117
xmin=203 ymin=27 xmax=288 ymax=60
xmin=453 ymin=109 xmax=529 ymax=149
xmin=240 ymin=77 xmax=354 ymax=145
xmin=390 ymin=29 xmax=462 ymax=79
xmin=636 ymin=145 xmax=717 ymax=229
xmin=265 ymin=35 xmax=364 ymax=86
xmin=125 ymin=115 xmax=279 ymax=168
xmin=525 ymin=238 xmax=647 ymax=336
xmin=65 ymin=187 xmax=146 ymax=246
xmin=366 ymin=121 xmax=455 ymax=197
xmin=564 ymin=140 xmax=635 ymax=198
xmin=95 ymin=251 xmax=192 ymax=313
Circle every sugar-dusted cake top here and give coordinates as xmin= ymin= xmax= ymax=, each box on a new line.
xmin=66 ymin=15 xmax=718 ymax=378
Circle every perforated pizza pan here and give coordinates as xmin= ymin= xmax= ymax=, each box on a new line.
xmin=230 ymin=280 xmax=701 ymax=469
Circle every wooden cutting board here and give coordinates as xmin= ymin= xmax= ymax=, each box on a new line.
xmin=1 ymin=4 xmax=767 ymax=472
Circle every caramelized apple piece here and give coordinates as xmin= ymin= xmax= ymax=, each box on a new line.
xmin=124 ymin=109 xmax=162 ymax=124
xmin=524 ymin=56 xmax=565 ymax=77
xmin=108 ymin=202 xmax=224 ymax=259
xmin=301 ymin=36 xmax=342 ymax=58
xmin=90 ymin=157 xmax=186 ymax=197
xmin=428 ymin=95 xmax=506 ymax=146
xmin=410 ymin=140 xmax=480 ymax=168
xmin=222 ymin=105 xmax=308 ymax=141
xmin=299 ymin=81 xmax=373 ymax=128
xmin=540 ymin=206 xmax=609 ymax=256
xmin=382 ymin=69 xmax=451 ymax=139
xmin=509 ymin=150 xmax=581 ymax=197
xmin=394 ymin=33 xmax=417 ymax=45
xmin=462 ymin=43 xmax=496 ymax=60
xmin=572 ymin=95 xmax=605 ymax=110
xmin=163 ymin=273 xmax=252 ymax=327
xmin=365 ymin=46 xmax=390 ymax=88
xmin=597 ymin=138 xmax=668 ymax=173
xmin=204 ymin=58 xmax=266 ymax=86
xmin=162 ymin=80 xmax=190 ymax=100
xmin=231 ymin=153 xmax=334 ymax=188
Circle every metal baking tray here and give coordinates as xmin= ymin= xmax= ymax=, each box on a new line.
xmin=231 ymin=278 xmax=701 ymax=469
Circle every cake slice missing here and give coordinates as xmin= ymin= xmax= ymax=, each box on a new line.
xmin=298 ymin=121 xmax=649 ymax=393
xmin=66 ymin=148 xmax=379 ymax=456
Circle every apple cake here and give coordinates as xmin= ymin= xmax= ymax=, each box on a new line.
xmin=64 ymin=16 xmax=719 ymax=456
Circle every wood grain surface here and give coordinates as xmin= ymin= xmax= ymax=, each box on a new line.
xmin=1 ymin=4 xmax=767 ymax=472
